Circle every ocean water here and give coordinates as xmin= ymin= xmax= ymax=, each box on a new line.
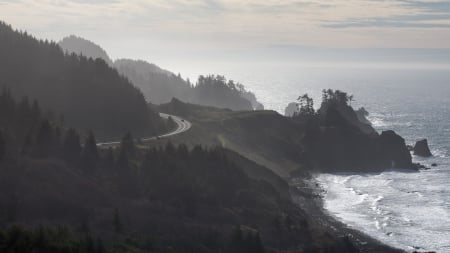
xmin=176 ymin=62 xmax=450 ymax=252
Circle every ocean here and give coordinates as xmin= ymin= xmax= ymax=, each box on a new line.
xmin=176 ymin=62 xmax=450 ymax=252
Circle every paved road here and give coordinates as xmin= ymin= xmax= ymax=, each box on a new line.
xmin=97 ymin=113 xmax=191 ymax=147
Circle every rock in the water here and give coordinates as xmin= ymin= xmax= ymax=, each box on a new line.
xmin=431 ymin=163 xmax=438 ymax=167
xmin=413 ymin=139 xmax=432 ymax=157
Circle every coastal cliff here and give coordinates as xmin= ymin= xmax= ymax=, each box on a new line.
xmin=161 ymin=91 xmax=415 ymax=176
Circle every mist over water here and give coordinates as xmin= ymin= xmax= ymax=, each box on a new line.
xmin=175 ymin=61 xmax=450 ymax=252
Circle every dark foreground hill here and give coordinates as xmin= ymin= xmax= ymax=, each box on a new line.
xmin=0 ymin=22 xmax=165 ymax=140
xmin=0 ymin=94 xmax=380 ymax=253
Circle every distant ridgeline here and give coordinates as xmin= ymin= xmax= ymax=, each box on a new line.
xmin=0 ymin=22 xmax=167 ymax=140
xmin=59 ymin=36 xmax=264 ymax=111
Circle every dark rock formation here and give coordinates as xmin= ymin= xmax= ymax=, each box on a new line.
xmin=432 ymin=163 xmax=438 ymax=167
xmin=379 ymin=130 xmax=414 ymax=169
xmin=301 ymin=100 xmax=415 ymax=171
xmin=413 ymin=139 xmax=433 ymax=157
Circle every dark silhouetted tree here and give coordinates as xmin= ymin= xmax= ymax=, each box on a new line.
xmin=120 ymin=132 xmax=135 ymax=157
xmin=296 ymin=94 xmax=315 ymax=116
xmin=102 ymin=147 xmax=114 ymax=169
xmin=34 ymin=119 xmax=55 ymax=158
xmin=62 ymin=128 xmax=81 ymax=163
xmin=0 ymin=131 xmax=4 ymax=161
xmin=113 ymin=208 xmax=123 ymax=234
xmin=230 ymin=226 xmax=244 ymax=253
xmin=81 ymin=131 xmax=98 ymax=172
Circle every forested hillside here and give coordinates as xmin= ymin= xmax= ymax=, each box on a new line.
xmin=114 ymin=59 xmax=192 ymax=104
xmin=59 ymin=36 xmax=264 ymax=111
xmin=0 ymin=22 xmax=165 ymax=140
xmin=0 ymin=91 xmax=360 ymax=253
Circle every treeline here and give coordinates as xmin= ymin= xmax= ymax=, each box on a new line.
xmin=115 ymin=60 xmax=264 ymax=110
xmin=0 ymin=226 xmax=108 ymax=253
xmin=0 ymin=89 xmax=98 ymax=169
xmin=115 ymin=60 xmax=263 ymax=110
xmin=0 ymin=21 xmax=166 ymax=140
xmin=58 ymin=37 xmax=264 ymax=111
xmin=190 ymin=75 xmax=256 ymax=111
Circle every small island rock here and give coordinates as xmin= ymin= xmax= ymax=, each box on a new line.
xmin=413 ymin=139 xmax=432 ymax=157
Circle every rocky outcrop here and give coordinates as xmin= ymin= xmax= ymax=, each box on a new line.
xmin=302 ymin=103 xmax=414 ymax=171
xmin=379 ymin=130 xmax=414 ymax=169
xmin=413 ymin=139 xmax=432 ymax=157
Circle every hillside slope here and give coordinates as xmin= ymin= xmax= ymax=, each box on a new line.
xmin=0 ymin=22 xmax=164 ymax=140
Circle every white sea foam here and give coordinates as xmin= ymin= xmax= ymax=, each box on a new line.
xmin=317 ymin=169 xmax=450 ymax=252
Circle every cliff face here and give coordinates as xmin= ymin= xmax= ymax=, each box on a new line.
xmin=378 ymin=130 xmax=413 ymax=168
xmin=302 ymin=103 xmax=414 ymax=171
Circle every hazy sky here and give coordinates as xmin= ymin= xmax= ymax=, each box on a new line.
xmin=1 ymin=0 xmax=450 ymax=62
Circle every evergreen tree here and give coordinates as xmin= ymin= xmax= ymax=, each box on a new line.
xmin=31 ymin=100 xmax=41 ymax=123
xmin=253 ymin=232 xmax=265 ymax=253
xmin=116 ymin=147 xmax=129 ymax=170
xmin=120 ymin=132 xmax=135 ymax=157
xmin=296 ymin=94 xmax=315 ymax=116
xmin=34 ymin=119 xmax=54 ymax=158
xmin=113 ymin=208 xmax=123 ymax=234
xmin=62 ymin=128 xmax=82 ymax=163
xmin=81 ymin=131 xmax=98 ymax=172
xmin=96 ymin=238 xmax=106 ymax=253
xmin=230 ymin=225 xmax=244 ymax=253
xmin=0 ymin=130 xmax=4 ymax=161
xmin=102 ymin=147 xmax=114 ymax=169
xmin=21 ymin=133 xmax=32 ymax=156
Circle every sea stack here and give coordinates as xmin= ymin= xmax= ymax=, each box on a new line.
xmin=413 ymin=139 xmax=433 ymax=157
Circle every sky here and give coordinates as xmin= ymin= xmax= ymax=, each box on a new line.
xmin=1 ymin=0 xmax=450 ymax=64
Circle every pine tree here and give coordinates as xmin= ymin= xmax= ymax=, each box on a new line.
xmin=21 ymin=133 xmax=32 ymax=156
xmin=34 ymin=119 xmax=54 ymax=158
xmin=0 ymin=130 xmax=4 ymax=161
xmin=31 ymin=100 xmax=41 ymax=124
xmin=96 ymin=238 xmax=106 ymax=253
xmin=81 ymin=131 xmax=98 ymax=172
xmin=120 ymin=132 xmax=135 ymax=156
xmin=230 ymin=225 xmax=244 ymax=253
xmin=113 ymin=208 xmax=123 ymax=234
xmin=253 ymin=232 xmax=265 ymax=253
xmin=102 ymin=147 xmax=114 ymax=169
xmin=62 ymin=128 xmax=81 ymax=163
xmin=116 ymin=147 xmax=129 ymax=170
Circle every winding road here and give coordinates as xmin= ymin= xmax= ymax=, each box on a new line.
xmin=97 ymin=113 xmax=191 ymax=147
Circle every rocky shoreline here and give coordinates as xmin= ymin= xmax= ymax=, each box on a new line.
xmin=290 ymin=176 xmax=406 ymax=253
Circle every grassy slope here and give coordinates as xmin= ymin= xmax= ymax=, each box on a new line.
xmin=158 ymin=99 xmax=307 ymax=178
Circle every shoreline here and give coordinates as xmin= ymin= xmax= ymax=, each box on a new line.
xmin=290 ymin=176 xmax=406 ymax=253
